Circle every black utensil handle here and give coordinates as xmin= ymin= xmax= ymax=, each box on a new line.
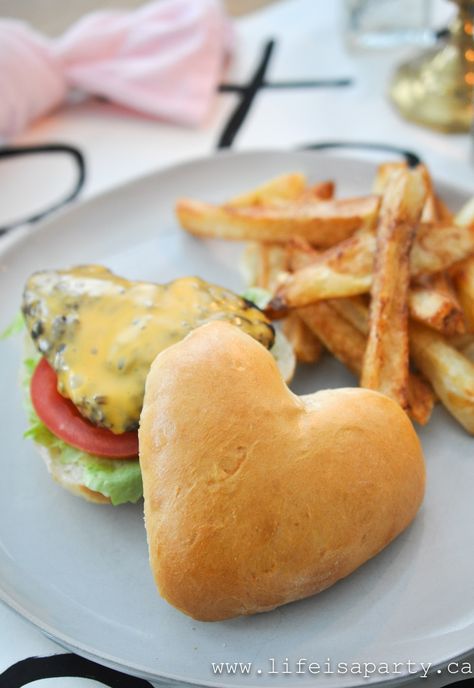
xmin=0 ymin=143 xmax=86 ymax=236
xmin=301 ymin=141 xmax=421 ymax=167
xmin=0 ymin=653 xmax=154 ymax=687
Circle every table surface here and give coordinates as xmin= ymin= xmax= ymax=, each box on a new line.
xmin=0 ymin=1 xmax=473 ymax=686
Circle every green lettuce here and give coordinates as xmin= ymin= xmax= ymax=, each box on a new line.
xmin=1 ymin=311 xmax=25 ymax=339
xmin=241 ymin=287 xmax=272 ymax=310
xmin=22 ymin=351 xmax=142 ymax=506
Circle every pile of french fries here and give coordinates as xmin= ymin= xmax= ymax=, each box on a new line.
xmin=176 ymin=163 xmax=474 ymax=434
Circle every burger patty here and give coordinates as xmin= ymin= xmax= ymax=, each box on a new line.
xmin=22 ymin=265 xmax=274 ymax=433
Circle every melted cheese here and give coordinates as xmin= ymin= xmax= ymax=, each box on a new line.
xmin=23 ymin=266 xmax=274 ymax=433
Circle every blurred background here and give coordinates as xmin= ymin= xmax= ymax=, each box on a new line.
xmin=0 ymin=0 xmax=280 ymax=30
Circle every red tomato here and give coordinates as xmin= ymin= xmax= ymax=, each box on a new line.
xmin=30 ymin=358 xmax=138 ymax=459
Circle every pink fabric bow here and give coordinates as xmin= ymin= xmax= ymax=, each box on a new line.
xmin=0 ymin=0 xmax=233 ymax=139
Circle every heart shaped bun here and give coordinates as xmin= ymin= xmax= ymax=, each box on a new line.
xmin=139 ymin=322 xmax=425 ymax=621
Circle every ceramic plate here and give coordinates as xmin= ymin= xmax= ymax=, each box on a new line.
xmin=1 ymin=150 xmax=473 ymax=688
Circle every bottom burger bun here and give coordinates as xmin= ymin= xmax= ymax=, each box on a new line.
xmin=30 ymin=440 xmax=142 ymax=505
xmin=139 ymin=321 xmax=425 ymax=622
xmin=37 ymin=444 xmax=112 ymax=504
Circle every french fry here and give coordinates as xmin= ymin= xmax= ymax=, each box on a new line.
xmin=454 ymin=196 xmax=474 ymax=227
xmin=372 ymin=162 xmax=407 ymax=195
xmin=255 ymin=243 xmax=288 ymax=290
xmin=178 ymin=165 xmax=474 ymax=432
xmin=361 ymin=166 xmax=427 ymax=408
xmin=297 ymin=181 xmax=335 ymax=202
xmin=254 ymin=245 xmax=322 ymax=361
xmin=176 ymin=196 xmax=380 ymax=247
xmin=460 ymin=337 xmax=474 ymax=363
xmin=374 ymin=163 xmax=439 ymax=223
xmin=228 ymin=173 xmax=307 ymax=207
xmin=299 ymin=300 xmax=434 ymax=424
xmin=239 ymin=236 xmax=321 ymax=364
xmin=282 ymin=313 xmax=323 ymax=364
xmin=410 ymin=322 xmax=474 ymax=434
xmin=409 ymin=273 xmax=465 ymax=336
xmin=405 ymin=369 xmax=438 ymax=426
xmin=270 ymin=232 xmax=374 ymax=311
xmin=449 ymin=198 xmax=474 ymax=331
xmin=328 ymin=296 xmax=370 ymax=335
xmin=299 ymin=302 xmax=366 ymax=376
xmin=233 ymin=176 xmax=306 ymax=292
xmin=411 ymin=221 xmax=474 ymax=275
xmin=418 ymin=163 xmax=438 ymax=223
xmin=453 ymin=334 xmax=474 ymax=362
xmin=270 ymin=218 xmax=474 ymax=312
xmin=236 ymin=178 xmax=335 ymax=292
xmin=411 ymin=173 xmax=465 ymax=335
xmin=278 ymin=239 xmax=466 ymax=337
xmin=327 ymin=297 xmax=435 ymax=424
xmin=451 ymin=256 xmax=474 ymax=332
xmin=285 ymin=237 xmax=321 ymax=271
xmin=435 ymin=196 xmax=453 ymax=222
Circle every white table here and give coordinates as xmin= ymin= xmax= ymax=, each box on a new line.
xmin=0 ymin=1 xmax=473 ymax=686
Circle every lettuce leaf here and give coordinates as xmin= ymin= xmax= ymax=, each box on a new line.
xmin=22 ymin=350 xmax=142 ymax=506
xmin=241 ymin=287 xmax=272 ymax=310
xmin=1 ymin=311 xmax=25 ymax=340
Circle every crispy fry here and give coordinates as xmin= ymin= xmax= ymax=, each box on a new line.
xmin=271 ymin=218 xmax=474 ymax=312
xmin=449 ymin=333 xmax=474 ymax=361
xmin=282 ymin=312 xmax=323 ymax=363
xmin=299 ymin=299 xmax=434 ymax=424
xmin=286 ymin=220 xmax=474 ymax=278
xmin=240 ymin=231 xmax=321 ymax=364
xmin=411 ymin=221 xmax=474 ymax=275
xmin=449 ymin=198 xmax=474 ymax=332
xmin=412 ymin=177 xmax=465 ymax=335
xmin=328 ymin=296 xmax=370 ymax=335
xmin=462 ymin=341 xmax=474 ymax=362
xmin=409 ymin=273 xmax=465 ymax=335
xmin=176 ymin=196 xmax=380 ymax=246
xmin=233 ymin=178 xmax=333 ymax=294
xmin=374 ymin=162 xmax=437 ymax=224
xmin=239 ymin=242 xmax=287 ymax=291
xmin=299 ymin=302 xmax=366 ymax=376
xmin=286 ymin=237 xmax=320 ymax=271
xmin=361 ymin=166 xmax=427 ymax=408
xmin=271 ymin=232 xmax=374 ymax=310
xmin=411 ymin=322 xmax=474 ymax=434
xmin=451 ymin=256 xmax=474 ymax=332
xmin=454 ymin=196 xmax=474 ymax=227
xmin=405 ymin=369 xmax=438 ymax=426
xmin=257 ymin=243 xmax=288 ymax=290
xmin=249 ymin=243 xmax=323 ymax=361
xmin=297 ymin=181 xmax=335 ymax=202
xmin=229 ymin=173 xmax=307 ymax=207
xmin=435 ymin=196 xmax=453 ymax=222
xmin=372 ymin=162 xmax=407 ymax=195
xmin=327 ymin=297 xmax=435 ymax=424
xmin=417 ymin=164 xmax=438 ymax=223
xmin=179 ymin=165 xmax=473 ymax=431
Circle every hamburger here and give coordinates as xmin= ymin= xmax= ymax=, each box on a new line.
xmin=21 ymin=265 xmax=292 ymax=505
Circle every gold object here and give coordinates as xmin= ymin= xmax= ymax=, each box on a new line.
xmin=390 ymin=0 xmax=474 ymax=132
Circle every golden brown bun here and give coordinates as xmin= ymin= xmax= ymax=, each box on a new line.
xmin=37 ymin=444 xmax=111 ymax=504
xmin=139 ymin=322 xmax=425 ymax=622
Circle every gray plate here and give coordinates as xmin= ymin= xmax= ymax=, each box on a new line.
xmin=1 ymin=150 xmax=473 ymax=688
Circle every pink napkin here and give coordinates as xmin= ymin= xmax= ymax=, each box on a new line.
xmin=0 ymin=0 xmax=233 ymax=139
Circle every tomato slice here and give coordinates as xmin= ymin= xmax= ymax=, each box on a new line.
xmin=30 ymin=358 xmax=138 ymax=459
